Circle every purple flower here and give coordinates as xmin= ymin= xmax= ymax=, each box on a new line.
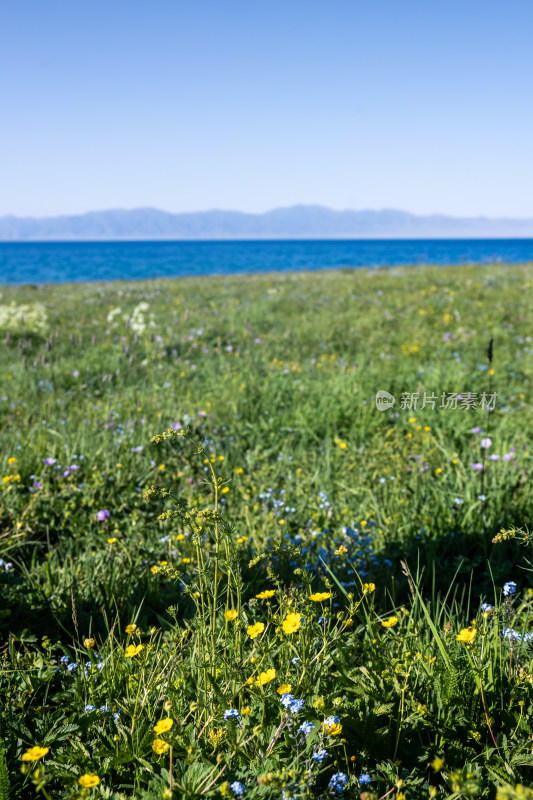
xmin=97 ymin=509 xmax=110 ymax=521
xmin=489 ymin=454 xmax=500 ymax=461
xmin=471 ymin=463 xmax=484 ymax=471
xmin=32 ymin=481 xmax=42 ymax=490
xmin=42 ymin=458 xmax=56 ymax=465
xmin=480 ymin=437 xmax=492 ymax=449
xmin=502 ymin=452 xmax=515 ymax=462
xmin=471 ymin=427 xmax=483 ymax=434
xmin=72 ymin=370 xmax=79 ymax=377
xmin=130 ymin=446 xmax=143 ymax=453
xmin=171 ymin=421 xmax=182 ymax=430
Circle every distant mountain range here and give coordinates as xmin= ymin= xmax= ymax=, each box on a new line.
xmin=1 ymin=205 xmax=533 ymax=240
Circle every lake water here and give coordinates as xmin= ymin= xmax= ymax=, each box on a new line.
xmin=1 ymin=239 xmax=533 ymax=286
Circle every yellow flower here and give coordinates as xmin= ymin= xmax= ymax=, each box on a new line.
xmin=7 ymin=457 xmax=16 ymax=464
xmin=78 ymin=774 xmax=100 ymax=788
xmin=247 ymin=622 xmax=265 ymax=640
xmin=21 ymin=746 xmax=49 ymax=761
xmin=338 ymin=442 xmax=347 ymax=449
xmin=83 ymin=638 xmax=95 ymax=649
xmin=456 ymin=626 xmax=476 ymax=644
xmin=282 ymin=612 xmax=301 ymax=634
xmin=107 ymin=537 xmax=117 ymax=544
xmin=322 ymin=719 xmax=343 ymax=736
xmin=256 ymin=668 xmax=276 ymax=686
xmin=241 ymin=706 xmax=251 ymax=716
xmin=256 ymin=590 xmax=275 ymax=599
xmin=158 ymin=464 xmax=165 ymax=471
xmin=225 ymin=609 xmax=238 ymax=621
xmin=221 ymin=486 xmax=229 ymax=494
xmin=382 ymin=616 xmax=399 ymax=628
xmin=334 ymin=545 xmax=348 ymax=555
xmin=125 ymin=644 xmax=144 ymax=658
xmin=277 ymin=683 xmax=292 ymax=695
xmin=432 ymin=756 xmax=445 ymax=772
xmin=153 ymin=717 xmax=174 ymax=735
xmin=152 ymin=738 xmax=170 ymax=754
xmin=309 ymin=592 xmax=332 ymax=602
xmin=235 ymin=467 xmax=244 ymax=474
xmin=363 ymin=583 xmax=375 ymax=594
xmin=150 ymin=565 xmax=159 ymax=574
xmin=125 ymin=624 xmax=137 ymax=634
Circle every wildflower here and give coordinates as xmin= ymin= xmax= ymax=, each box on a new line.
xmin=317 ymin=616 xmax=328 ymax=625
xmin=84 ymin=704 xmax=96 ymax=712
xmin=471 ymin=426 xmax=483 ymax=434
xmin=256 ymin=668 xmax=276 ymax=686
xmin=247 ymin=622 xmax=265 ymax=640
xmin=107 ymin=537 xmax=117 ymax=544
xmin=363 ymin=583 xmax=375 ymax=594
xmin=225 ymin=609 xmax=238 ymax=621
xmin=78 ymin=775 xmax=100 ymax=787
xmin=312 ymin=749 xmax=328 ymax=763
xmin=322 ymin=715 xmax=343 ymax=735
xmin=125 ymin=644 xmax=144 ymax=658
xmin=277 ymin=683 xmax=292 ymax=695
xmin=282 ymin=612 xmax=301 ymax=634
xmin=334 ymin=546 xmax=348 ymax=555
xmin=125 ymin=624 xmax=138 ymax=634
xmin=241 ymin=706 xmax=251 ymax=716
xmin=503 ymin=581 xmax=517 ymax=597
xmin=97 ymin=509 xmax=110 ymax=521
xmin=481 ymin=603 xmax=494 ymax=613
xmin=224 ymin=708 xmax=241 ymax=721
xmin=152 ymin=738 xmax=170 ymax=754
xmin=153 ymin=717 xmax=174 ymax=734
xmin=291 ymin=657 xmax=302 ymax=665
xmin=481 ymin=437 xmax=492 ymax=449
xmin=382 ymin=616 xmax=398 ymax=628
xmin=99 ymin=705 xmax=110 ymax=712
xmin=288 ymin=698 xmax=305 ymax=714
xmin=21 ymin=746 xmax=49 ymax=761
xmin=309 ymin=592 xmax=332 ymax=602
xmin=471 ymin=463 xmax=484 ymax=471
xmin=280 ymin=693 xmax=295 ymax=708
xmin=329 ymin=772 xmax=348 ymax=792
xmin=84 ymin=638 xmax=95 ymax=649
xmin=503 ymin=627 xmax=522 ymax=641
xmin=359 ymin=774 xmax=371 ymax=784
xmin=432 ymin=757 xmax=445 ymax=772
xmin=67 ymin=662 xmax=78 ymax=671
xmin=42 ymin=458 xmax=56 ymax=465
xmin=298 ymin=721 xmax=314 ymax=736
xmin=60 ymin=655 xmax=69 ymax=664
xmin=230 ymin=782 xmax=245 ymax=796
xmin=456 ymin=626 xmax=476 ymax=644
xmin=256 ymin=590 xmax=275 ymax=599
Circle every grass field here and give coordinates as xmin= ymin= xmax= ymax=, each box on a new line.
xmin=1 ymin=263 xmax=532 ymax=800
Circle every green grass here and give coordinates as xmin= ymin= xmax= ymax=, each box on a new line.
xmin=0 ymin=263 xmax=532 ymax=799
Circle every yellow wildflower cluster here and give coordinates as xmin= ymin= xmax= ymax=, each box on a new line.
xmin=247 ymin=622 xmax=265 ymax=639
xmin=282 ymin=613 xmax=301 ymax=634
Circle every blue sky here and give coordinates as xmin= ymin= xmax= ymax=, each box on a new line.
xmin=1 ymin=0 xmax=532 ymax=217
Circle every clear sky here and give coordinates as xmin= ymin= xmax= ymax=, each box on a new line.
xmin=1 ymin=0 xmax=532 ymax=218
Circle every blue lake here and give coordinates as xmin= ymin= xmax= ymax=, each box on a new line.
xmin=1 ymin=239 xmax=533 ymax=286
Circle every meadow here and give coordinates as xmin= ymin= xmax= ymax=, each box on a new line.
xmin=0 ymin=262 xmax=532 ymax=800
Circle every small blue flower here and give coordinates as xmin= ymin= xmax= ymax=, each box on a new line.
xmin=67 ymin=663 xmax=78 ymax=671
xmin=297 ymin=721 xmax=314 ymax=736
xmin=503 ymin=582 xmax=517 ymax=597
xmin=329 ymin=772 xmax=349 ymax=792
xmin=481 ymin=603 xmax=494 ymax=612
xmin=60 ymin=655 xmax=69 ymax=664
xmin=317 ymin=616 xmax=328 ymax=625
xmin=99 ymin=705 xmax=110 ymax=712
xmin=503 ymin=627 xmax=522 ymax=641
xmin=291 ymin=657 xmax=302 ymax=665
xmin=230 ymin=781 xmax=245 ymax=796
xmin=323 ymin=715 xmax=340 ymax=727
xmin=96 ymin=661 xmax=105 ymax=670
xmin=224 ymin=708 xmax=241 ymax=720
xmin=280 ymin=693 xmax=295 ymax=708
xmin=84 ymin=704 xmax=96 ymax=712
xmin=359 ymin=774 xmax=371 ymax=785
xmin=312 ymin=749 xmax=328 ymax=763
xmin=288 ymin=699 xmax=305 ymax=715
xmin=113 ymin=712 xmax=121 ymax=721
